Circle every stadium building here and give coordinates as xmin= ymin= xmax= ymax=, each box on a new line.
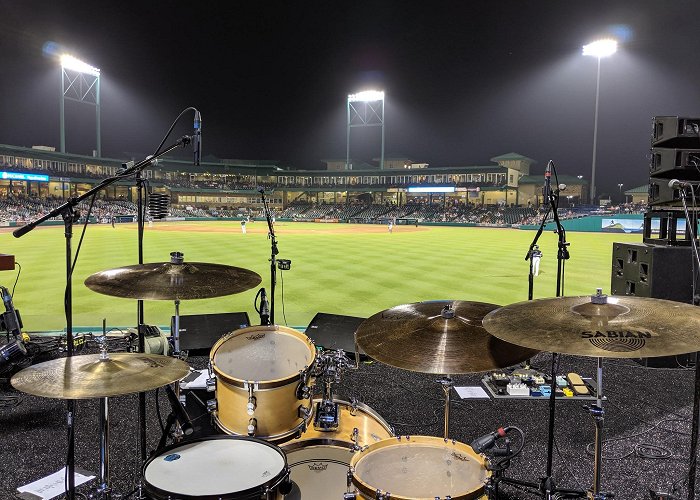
xmin=0 ymin=144 xmax=589 ymax=214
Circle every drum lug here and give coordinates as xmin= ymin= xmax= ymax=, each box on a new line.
xmin=247 ymin=417 xmax=257 ymax=436
xmin=295 ymin=369 xmax=311 ymax=400
xmin=298 ymin=405 xmax=311 ymax=420
xmin=205 ymin=377 xmax=216 ymax=392
xmin=206 ymin=398 xmax=217 ymax=413
xmin=343 ymin=494 xmax=357 ymax=500
xmin=247 ymin=385 xmax=257 ymax=416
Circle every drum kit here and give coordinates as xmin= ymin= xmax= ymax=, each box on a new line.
xmin=10 ymin=256 xmax=700 ymax=499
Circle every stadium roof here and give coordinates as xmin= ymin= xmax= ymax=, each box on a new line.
xmin=490 ymin=152 xmax=537 ymax=164
xmin=624 ymin=184 xmax=648 ymax=194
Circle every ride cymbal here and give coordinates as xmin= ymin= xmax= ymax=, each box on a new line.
xmin=482 ymin=291 xmax=700 ymax=358
xmin=354 ymin=300 xmax=538 ymax=374
xmin=85 ymin=261 xmax=262 ymax=300
xmin=11 ymin=353 xmax=190 ymax=399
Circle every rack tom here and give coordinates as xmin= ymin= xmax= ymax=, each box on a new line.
xmin=210 ymin=325 xmax=315 ymax=443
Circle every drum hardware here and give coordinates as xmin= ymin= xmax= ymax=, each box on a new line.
xmin=483 ymin=291 xmax=700 ymax=499
xmin=312 ymin=349 xmax=354 ymax=432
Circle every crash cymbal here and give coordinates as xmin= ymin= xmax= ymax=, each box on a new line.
xmin=85 ymin=261 xmax=262 ymax=300
xmin=11 ymin=353 xmax=190 ymax=399
xmin=482 ymin=291 xmax=700 ymax=358
xmin=354 ymin=300 xmax=539 ymax=374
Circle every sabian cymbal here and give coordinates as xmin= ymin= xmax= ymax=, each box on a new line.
xmin=11 ymin=353 xmax=190 ymax=399
xmin=482 ymin=292 xmax=700 ymax=358
xmin=354 ymin=300 xmax=539 ymax=374
xmin=85 ymin=262 xmax=262 ymax=300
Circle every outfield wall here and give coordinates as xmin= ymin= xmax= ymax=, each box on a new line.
xmin=520 ymin=214 xmax=644 ymax=233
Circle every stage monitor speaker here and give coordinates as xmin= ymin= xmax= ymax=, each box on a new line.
xmin=650 ymin=148 xmax=700 ymax=180
xmin=305 ymin=312 xmax=366 ymax=355
xmin=611 ymin=242 xmax=695 ymax=368
xmin=173 ymin=312 xmax=251 ymax=355
xmin=652 ymin=116 xmax=700 ymax=148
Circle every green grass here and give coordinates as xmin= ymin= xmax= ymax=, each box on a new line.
xmin=0 ymin=221 xmax=642 ymax=331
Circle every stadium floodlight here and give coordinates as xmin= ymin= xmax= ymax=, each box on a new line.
xmin=346 ymin=89 xmax=385 ymax=171
xmin=582 ymin=38 xmax=617 ymax=203
xmin=582 ymin=39 xmax=618 ymax=58
xmin=59 ymin=53 xmax=101 ymax=156
xmin=60 ymin=54 xmax=100 ymax=76
xmin=348 ymin=90 xmax=385 ymax=103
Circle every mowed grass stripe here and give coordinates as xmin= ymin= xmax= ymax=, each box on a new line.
xmin=0 ymin=222 xmax=641 ymax=331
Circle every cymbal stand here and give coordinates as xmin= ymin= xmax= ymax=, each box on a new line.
xmin=438 ymin=375 xmax=453 ymax=439
xmin=168 ymin=252 xmax=185 ymax=441
xmin=94 ymin=332 xmax=112 ymax=499
xmin=588 ymin=357 xmax=608 ymax=499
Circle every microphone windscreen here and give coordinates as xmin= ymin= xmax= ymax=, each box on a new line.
xmin=147 ymin=192 xmax=170 ymax=220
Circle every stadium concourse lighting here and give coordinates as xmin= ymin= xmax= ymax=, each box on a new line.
xmin=346 ymin=89 xmax=385 ymax=170
xmin=582 ymin=38 xmax=617 ymax=204
xmin=59 ymin=53 xmax=101 ymax=157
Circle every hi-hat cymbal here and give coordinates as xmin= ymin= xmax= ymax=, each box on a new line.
xmin=11 ymin=353 xmax=190 ymax=399
xmin=85 ymin=261 xmax=262 ymax=300
xmin=354 ymin=300 xmax=539 ymax=374
xmin=482 ymin=293 xmax=700 ymax=358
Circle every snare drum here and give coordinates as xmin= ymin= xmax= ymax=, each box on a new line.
xmin=211 ymin=325 xmax=315 ymax=442
xmin=142 ymin=436 xmax=290 ymax=499
xmin=281 ymin=399 xmax=394 ymax=500
xmin=349 ymin=436 xmax=489 ymax=500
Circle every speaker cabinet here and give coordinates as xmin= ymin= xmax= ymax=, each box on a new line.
xmin=305 ymin=312 xmax=367 ymax=355
xmin=173 ymin=311 xmax=251 ymax=355
xmin=611 ymin=242 xmax=693 ymax=302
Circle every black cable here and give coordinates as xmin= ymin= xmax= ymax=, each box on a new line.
xmin=152 ymin=107 xmax=197 ymax=156
xmin=280 ymin=269 xmax=288 ymax=326
xmin=11 ymin=261 xmax=21 ymax=297
xmin=155 ymin=387 xmax=165 ymax=434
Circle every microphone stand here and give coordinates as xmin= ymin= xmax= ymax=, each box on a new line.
xmin=259 ymin=189 xmax=279 ymax=324
xmin=677 ymin=187 xmax=700 ymax=500
xmin=12 ymin=136 xmax=191 ymax=500
xmin=493 ymin=185 xmax=583 ymax=499
xmin=525 ymin=204 xmax=551 ymax=301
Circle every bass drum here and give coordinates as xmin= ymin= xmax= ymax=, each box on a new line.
xmin=210 ymin=325 xmax=315 ymax=443
xmin=349 ymin=435 xmax=490 ymax=500
xmin=142 ymin=435 xmax=290 ymax=499
xmin=281 ymin=399 xmax=394 ymax=500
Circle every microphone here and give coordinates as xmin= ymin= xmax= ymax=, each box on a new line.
xmin=470 ymin=426 xmax=509 ymax=453
xmin=193 ymin=110 xmax=202 ymax=167
xmin=1 ymin=286 xmax=23 ymax=338
xmin=0 ymin=286 xmax=27 ymax=371
xmin=669 ymin=179 xmax=690 ymax=189
xmin=260 ymin=288 xmax=270 ymax=326
xmin=543 ymin=160 xmax=553 ymax=201
xmin=147 ymin=192 xmax=170 ymax=220
xmin=165 ymin=384 xmax=194 ymax=436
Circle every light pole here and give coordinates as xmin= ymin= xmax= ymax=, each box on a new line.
xmin=618 ymin=183 xmax=624 ymax=211
xmin=347 ymin=90 xmax=385 ymax=170
xmin=583 ymin=39 xmax=617 ymax=204
xmin=60 ymin=54 xmax=101 ymax=157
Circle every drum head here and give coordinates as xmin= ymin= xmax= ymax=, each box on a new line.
xmin=352 ymin=437 xmax=487 ymax=500
xmin=285 ymin=444 xmax=354 ymax=500
xmin=213 ymin=327 xmax=313 ymax=383
xmin=143 ymin=436 xmax=286 ymax=499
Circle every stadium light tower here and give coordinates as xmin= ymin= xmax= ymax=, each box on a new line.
xmin=582 ymin=39 xmax=617 ymax=204
xmin=60 ymin=54 xmax=101 ymax=157
xmin=346 ymin=90 xmax=385 ymax=170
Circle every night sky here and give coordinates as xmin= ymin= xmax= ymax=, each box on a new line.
xmin=1 ymin=1 xmax=700 ymax=198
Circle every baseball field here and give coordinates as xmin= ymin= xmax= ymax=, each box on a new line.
xmin=0 ymin=221 xmax=641 ymax=332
